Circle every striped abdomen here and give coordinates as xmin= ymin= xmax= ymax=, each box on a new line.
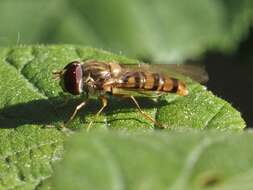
xmin=116 ymin=71 xmax=188 ymax=96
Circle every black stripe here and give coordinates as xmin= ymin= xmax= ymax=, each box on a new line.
xmin=171 ymin=78 xmax=179 ymax=93
xmin=134 ymin=72 xmax=146 ymax=88
xmin=122 ymin=72 xmax=130 ymax=84
xmin=134 ymin=72 xmax=141 ymax=88
xmin=151 ymin=73 xmax=160 ymax=90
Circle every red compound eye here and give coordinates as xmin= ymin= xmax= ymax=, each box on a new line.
xmin=63 ymin=61 xmax=83 ymax=95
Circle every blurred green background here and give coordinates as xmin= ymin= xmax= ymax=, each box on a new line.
xmin=0 ymin=0 xmax=252 ymax=125
xmin=0 ymin=0 xmax=252 ymax=62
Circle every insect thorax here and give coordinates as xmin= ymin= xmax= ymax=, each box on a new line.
xmin=81 ymin=61 xmax=122 ymax=95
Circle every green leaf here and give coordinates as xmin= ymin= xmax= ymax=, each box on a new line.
xmin=0 ymin=45 xmax=245 ymax=189
xmin=0 ymin=1 xmax=252 ymax=61
xmin=0 ymin=126 xmax=63 ymax=190
xmin=0 ymin=45 xmax=245 ymax=131
xmin=52 ymin=130 xmax=253 ymax=190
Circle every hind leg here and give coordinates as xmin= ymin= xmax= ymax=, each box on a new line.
xmin=130 ymin=96 xmax=164 ymax=129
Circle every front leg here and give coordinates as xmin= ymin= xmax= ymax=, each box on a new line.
xmin=64 ymin=99 xmax=88 ymax=127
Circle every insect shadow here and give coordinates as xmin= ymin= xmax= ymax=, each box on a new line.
xmin=0 ymin=96 xmax=168 ymax=129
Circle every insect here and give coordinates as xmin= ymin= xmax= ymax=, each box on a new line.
xmin=53 ymin=60 xmax=208 ymax=129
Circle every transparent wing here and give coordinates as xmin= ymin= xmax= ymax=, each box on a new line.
xmin=120 ymin=63 xmax=208 ymax=84
xmin=111 ymin=87 xmax=165 ymax=98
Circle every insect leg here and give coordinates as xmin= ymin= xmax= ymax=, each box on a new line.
xmin=87 ymin=96 xmax=108 ymax=131
xmin=65 ymin=100 xmax=88 ymax=127
xmin=130 ymin=96 xmax=164 ymax=129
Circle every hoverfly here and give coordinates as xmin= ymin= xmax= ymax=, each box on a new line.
xmin=53 ymin=60 xmax=208 ymax=129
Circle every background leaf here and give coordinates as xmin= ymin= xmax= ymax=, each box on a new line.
xmin=0 ymin=45 xmax=245 ymax=189
xmin=0 ymin=0 xmax=252 ymax=62
xmin=52 ymin=130 xmax=253 ymax=190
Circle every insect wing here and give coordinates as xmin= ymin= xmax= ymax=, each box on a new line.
xmin=111 ymin=87 xmax=164 ymax=98
xmin=120 ymin=63 xmax=208 ymax=84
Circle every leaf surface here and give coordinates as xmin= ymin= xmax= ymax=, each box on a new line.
xmin=52 ymin=130 xmax=253 ymax=190
xmin=0 ymin=45 xmax=245 ymax=189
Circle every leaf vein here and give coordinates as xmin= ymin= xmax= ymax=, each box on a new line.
xmin=0 ymin=140 xmax=62 ymax=189
xmin=169 ymin=135 xmax=228 ymax=189
xmin=204 ymin=103 xmax=225 ymax=129
xmin=7 ymin=174 xmax=51 ymax=190
xmin=0 ymin=140 xmax=61 ymax=161
xmin=92 ymin=138 xmax=126 ymax=190
xmin=4 ymin=48 xmax=47 ymax=98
